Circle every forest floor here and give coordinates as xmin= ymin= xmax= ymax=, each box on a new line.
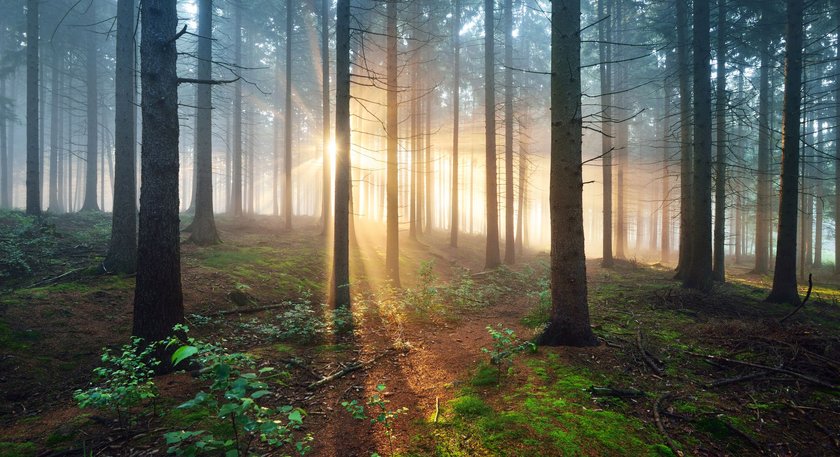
xmin=1 ymin=211 xmax=839 ymax=457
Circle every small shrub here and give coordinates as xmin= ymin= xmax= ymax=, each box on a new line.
xmin=482 ymin=324 xmax=536 ymax=378
xmin=341 ymin=384 xmax=408 ymax=456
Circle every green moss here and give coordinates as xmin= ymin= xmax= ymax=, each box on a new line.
xmin=45 ymin=433 xmax=75 ymax=448
xmin=452 ymin=395 xmax=492 ymax=417
xmin=0 ymin=442 xmax=36 ymax=457
xmin=314 ymin=343 xmax=350 ymax=353
xmin=274 ymin=343 xmax=294 ymax=353
xmin=0 ymin=321 xmax=40 ymax=351
xmin=471 ymin=363 xmax=499 ymax=387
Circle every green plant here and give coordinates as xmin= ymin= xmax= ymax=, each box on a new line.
xmin=341 ymin=384 xmax=408 ymax=456
xmin=481 ymin=324 xmax=536 ymax=378
xmin=73 ymin=337 xmax=159 ymax=431
xmin=440 ymin=268 xmax=487 ymax=310
xmin=165 ymin=327 xmax=311 ymax=456
xmin=276 ymin=293 xmax=327 ymax=343
xmin=401 ymin=261 xmax=441 ymax=318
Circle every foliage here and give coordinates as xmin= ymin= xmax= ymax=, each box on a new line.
xmin=481 ymin=325 xmax=536 ymax=378
xmin=165 ymin=325 xmax=311 ymax=456
xmin=73 ymin=336 xmax=159 ymax=431
xmin=341 ymin=384 xmax=408 ymax=456
xmin=401 ymin=261 xmax=442 ymax=317
xmin=0 ymin=211 xmax=56 ymax=280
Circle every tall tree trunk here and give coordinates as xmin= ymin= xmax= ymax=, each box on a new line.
xmin=674 ymin=0 xmax=692 ymax=278
xmin=755 ymin=45 xmax=771 ymax=274
xmin=683 ymin=0 xmax=713 ymax=290
xmin=600 ymin=0 xmax=613 ymax=267
xmin=26 ymin=0 xmax=40 ymax=215
xmin=767 ymin=0 xmax=803 ymax=304
xmin=188 ymin=0 xmax=220 ymax=246
xmin=538 ymin=0 xmax=596 ymax=347
xmin=425 ymin=86 xmax=432 ymax=233
xmin=284 ymin=2 xmax=293 ymax=229
xmin=503 ymin=0 xmax=515 ymax=264
xmin=614 ymin=0 xmax=626 ymax=260
xmin=516 ymin=109 xmax=527 ymax=254
xmin=321 ymin=0 xmax=331 ymax=234
xmin=273 ymin=39 xmax=281 ymax=217
xmin=48 ymin=47 xmax=61 ymax=212
xmin=81 ymin=13 xmax=100 ymax=212
xmin=104 ymin=0 xmax=138 ymax=272
xmin=712 ymin=0 xmax=726 ymax=281
xmin=450 ymin=0 xmax=461 ymax=247
xmin=332 ymin=0 xmax=351 ymax=309
xmin=385 ymin=0 xmax=400 ymax=286
xmin=134 ymin=0 xmax=184 ymax=367
xmin=484 ymin=0 xmax=501 ymax=269
xmin=661 ymin=76 xmax=671 ymax=263
xmin=231 ymin=1 xmax=243 ymax=216
xmin=0 ymin=29 xmax=7 ymax=209
xmin=835 ymin=2 xmax=840 ymax=275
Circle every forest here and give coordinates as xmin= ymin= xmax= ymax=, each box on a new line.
xmin=1 ymin=0 xmax=839 ymax=455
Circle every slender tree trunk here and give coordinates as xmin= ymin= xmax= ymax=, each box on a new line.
xmin=767 ymin=0 xmax=803 ymax=304
xmin=48 ymin=47 xmax=61 ymax=212
xmin=712 ymin=0 xmax=726 ymax=281
xmin=503 ymin=0 xmax=515 ymax=264
xmin=484 ymin=0 xmax=501 ymax=269
xmin=835 ymin=3 xmax=840 ymax=275
xmin=600 ymin=0 xmax=613 ymax=267
xmin=104 ymin=0 xmax=138 ymax=272
xmin=231 ymin=1 xmax=243 ymax=216
xmin=134 ymin=0 xmax=184 ymax=368
xmin=425 ymin=87 xmax=432 ymax=233
xmin=81 ymin=14 xmax=99 ymax=212
xmin=273 ymin=38 xmax=281 ymax=217
xmin=516 ymin=109 xmax=527 ymax=254
xmin=674 ymin=0 xmax=692 ymax=278
xmin=321 ymin=0 xmax=331 ymax=233
xmin=450 ymin=0 xmax=461 ymax=247
xmin=188 ymin=0 xmax=219 ymax=246
xmin=755 ymin=45 xmax=771 ymax=274
xmin=409 ymin=39 xmax=418 ymax=241
xmin=385 ymin=0 xmax=400 ymax=286
xmin=26 ymin=0 xmax=40 ymax=215
xmin=614 ymin=0 xmax=626 ymax=259
xmin=538 ymin=0 xmax=596 ymax=348
xmin=0 ymin=30 xmax=7 ymax=209
xmin=332 ymin=0 xmax=351 ymax=309
xmin=661 ymin=76 xmax=671 ymax=263
xmin=284 ymin=2 xmax=293 ymax=229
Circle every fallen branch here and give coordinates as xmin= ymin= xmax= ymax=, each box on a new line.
xmin=653 ymin=393 xmax=680 ymax=456
xmin=308 ymin=349 xmax=392 ymax=390
xmin=686 ymin=352 xmax=836 ymax=390
xmin=29 ymin=267 xmax=84 ymax=288
xmin=589 ymin=386 xmax=647 ymax=398
xmin=722 ymin=418 xmax=763 ymax=451
xmin=779 ymin=273 xmax=813 ymax=324
xmin=789 ymin=402 xmax=840 ymax=450
xmin=707 ymin=371 xmax=769 ymax=388
xmin=637 ymin=329 xmax=665 ymax=376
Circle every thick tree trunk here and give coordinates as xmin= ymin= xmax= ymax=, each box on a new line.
xmin=712 ymin=0 xmax=726 ymax=281
xmin=674 ymin=0 xmax=692 ymax=279
xmin=484 ymin=0 xmax=501 ymax=269
xmin=538 ymin=0 xmax=597 ymax=347
xmin=450 ymin=0 xmax=461 ymax=247
xmin=385 ymin=0 xmax=400 ymax=286
xmin=503 ymin=0 xmax=515 ymax=264
xmin=188 ymin=0 xmax=220 ymax=246
xmin=332 ymin=0 xmax=352 ymax=309
xmin=81 ymin=14 xmax=99 ymax=212
xmin=284 ymin=2 xmax=293 ymax=230
xmin=134 ymin=0 xmax=184 ymax=366
xmin=26 ymin=0 xmax=40 ymax=215
xmin=104 ymin=0 xmax=138 ymax=273
xmin=683 ymin=0 xmax=713 ymax=291
xmin=767 ymin=0 xmax=803 ymax=304
xmin=600 ymin=0 xmax=613 ymax=267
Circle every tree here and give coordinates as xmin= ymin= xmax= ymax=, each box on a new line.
xmin=767 ymin=0 xmax=803 ymax=304
xmin=484 ymin=0 xmax=501 ymax=269
xmin=332 ymin=0 xmax=351 ymax=309
xmin=385 ymin=0 xmax=400 ymax=286
xmin=674 ymin=0 xmax=692 ymax=279
xmin=754 ymin=40 xmax=771 ymax=274
xmin=47 ymin=45 xmax=62 ymax=213
xmin=284 ymin=1 xmax=293 ymax=230
xmin=599 ymin=0 xmax=613 ymax=267
xmin=104 ymin=0 xmax=138 ymax=272
xmin=133 ymin=0 xmax=184 ymax=364
xmin=81 ymin=3 xmax=99 ymax=212
xmin=682 ymin=0 xmax=712 ymax=291
xmin=450 ymin=0 xmax=461 ymax=248
xmin=321 ymin=0 xmax=331 ymax=234
xmin=712 ymin=0 xmax=726 ymax=281
xmin=187 ymin=0 xmax=220 ymax=246
xmin=231 ymin=1 xmax=243 ymax=217
xmin=503 ymin=0 xmax=515 ymax=265
xmin=538 ymin=0 xmax=597 ymax=347
xmin=26 ymin=0 xmax=40 ymax=216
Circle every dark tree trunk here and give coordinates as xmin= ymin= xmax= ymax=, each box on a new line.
xmin=683 ymin=0 xmax=713 ymax=291
xmin=755 ymin=46 xmax=771 ymax=274
xmin=503 ymin=0 xmax=515 ymax=264
xmin=674 ymin=0 xmax=692 ymax=279
xmin=104 ymin=0 xmax=138 ymax=273
xmin=450 ymin=0 xmax=461 ymax=248
xmin=767 ymin=0 xmax=803 ymax=304
xmin=332 ymin=0 xmax=351 ymax=309
xmin=599 ymin=0 xmax=613 ymax=267
xmin=614 ymin=0 xmax=626 ymax=260
xmin=231 ymin=1 xmax=243 ymax=216
xmin=321 ymin=0 xmax=331 ymax=234
xmin=48 ymin=47 xmax=62 ymax=213
xmin=284 ymin=2 xmax=293 ymax=230
xmin=134 ymin=0 xmax=184 ymax=366
xmin=661 ymin=75 xmax=671 ymax=263
xmin=538 ymin=0 xmax=597 ymax=348
xmin=516 ymin=109 xmax=528 ymax=254
xmin=484 ymin=0 xmax=501 ymax=269
xmin=0 ymin=72 xmax=7 ymax=209
xmin=81 ymin=13 xmax=99 ymax=212
xmin=188 ymin=0 xmax=220 ymax=246
xmin=26 ymin=0 xmax=40 ymax=216
xmin=712 ymin=0 xmax=726 ymax=281
xmin=385 ymin=0 xmax=400 ymax=286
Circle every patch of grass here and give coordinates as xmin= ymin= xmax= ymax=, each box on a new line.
xmin=0 ymin=442 xmax=37 ymax=457
xmin=451 ymin=395 xmax=492 ymax=417
xmin=45 ymin=433 xmax=75 ymax=448
xmin=274 ymin=343 xmax=294 ymax=353
xmin=314 ymin=343 xmax=351 ymax=353
xmin=471 ymin=363 xmax=499 ymax=387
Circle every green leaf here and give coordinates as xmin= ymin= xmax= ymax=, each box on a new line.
xmin=171 ymin=345 xmax=198 ymax=366
xmin=251 ymin=390 xmax=271 ymax=399
xmin=225 ymin=450 xmax=239 ymax=457
xmin=288 ymin=409 xmax=303 ymax=423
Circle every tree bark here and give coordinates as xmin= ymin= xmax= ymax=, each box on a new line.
xmin=450 ymin=0 xmax=461 ymax=247
xmin=674 ymin=0 xmax=692 ymax=278
xmin=767 ymin=0 xmax=803 ymax=304
xmin=284 ymin=2 xmax=293 ymax=230
xmin=385 ymin=0 xmax=400 ymax=286
xmin=484 ymin=0 xmax=501 ymax=269
xmin=712 ymin=0 xmax=726 ymax=282
xmin=48 ymin=46 xmax=62 ymax=213
xmin=755 ymin=45 xmax=771 ymax=274
xmin=600 ymin=0 xmax=613 ymax=267
xmin=538 ymin=0 xmax=596 ymax=347
xmin=81 ymin=8 xmax=100 ymax=212
xmin=503 ymin=0 xmax=515 ymax=264
xmin=321 ymin=0 xmax=331 ymax=234
xmin=332 ymin=0 xmax=352 ymax=309
xmin=134 ymin=0 xmax=184 ymax=367
xmin=26 ymin=0 xmax=40 ymax=216
xmin=231 ymin=1 xmax=243 ymax=216
xmin=104 ymin=0 xmax=138 ymax=272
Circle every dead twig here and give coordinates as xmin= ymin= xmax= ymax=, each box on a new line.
xmin=779 ymin=273 xmax=813 ymax=324
xmin=686 ymin=352 xmax=837 ymax=390
xmin=707 ymin=371 xmax=769 ymax=388
xmin=637 ymin=329 xmax=666 ymax=376
xmin=653 ymin=393 xmax=680 ymax=456
xmin=789 ymin=401 xmax=840 ymax=450
xmin=308 ymin=349 xmax=393 ymax=390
